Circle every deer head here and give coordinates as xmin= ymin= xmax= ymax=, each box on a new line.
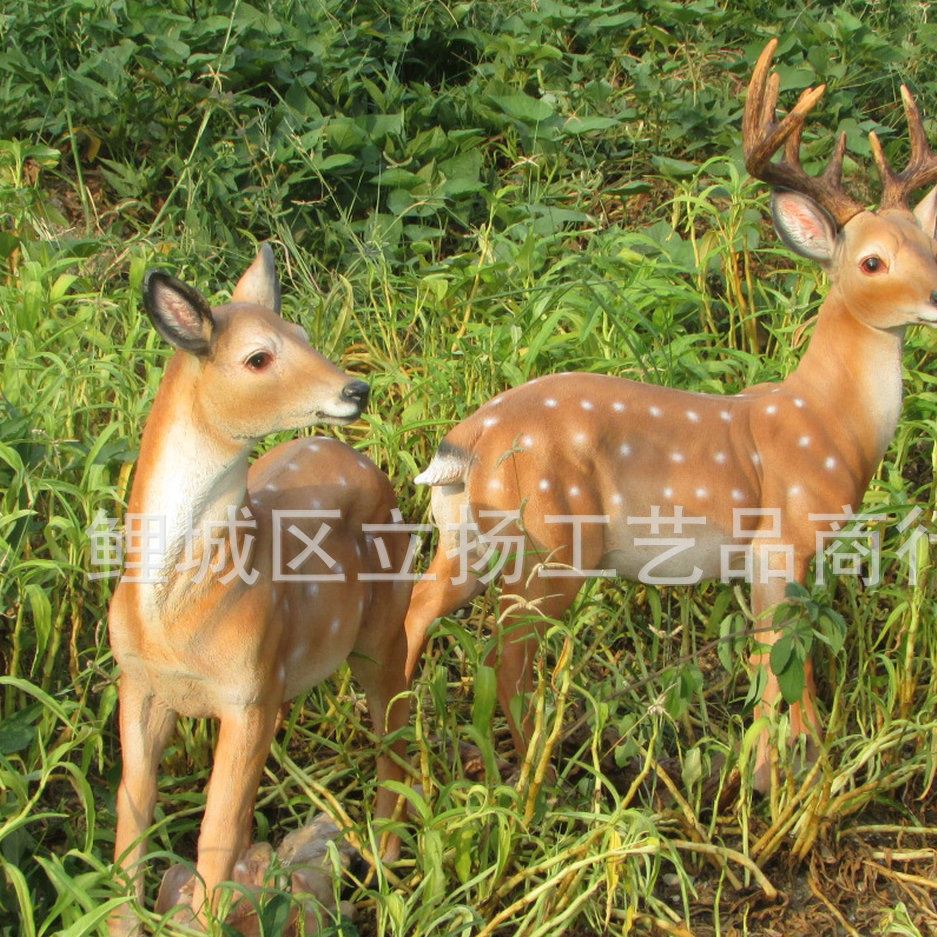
xmin=142 ymin=244 xmax=370 ymax=445
xmin=744 ymin=39 xmax=937 ymax=332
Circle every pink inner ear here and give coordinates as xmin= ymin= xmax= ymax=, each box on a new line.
xmin=778 ymin=195 xmax=820 ymax=238
xmin=155 ymin=281 xmax=203 ymax=335
xmin=774 ymin=191 xmax=835 ymax=257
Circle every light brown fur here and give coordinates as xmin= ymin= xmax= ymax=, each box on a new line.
xmin=404 ymin=55 xmax=937 ymax=791
xmin=109 ymin=248 xmax=411 ymax=933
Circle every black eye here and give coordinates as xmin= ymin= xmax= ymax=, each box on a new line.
xmin=860 ymin=255 xmax=886 ymax=274
xmin=246 ymin=351 xmax=273 ymax=371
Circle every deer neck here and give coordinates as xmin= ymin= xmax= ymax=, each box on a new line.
xmin=787 ymin=287 xmax=905 ymax=476
xmin=126 ymin=355 xmax=252 ymax=608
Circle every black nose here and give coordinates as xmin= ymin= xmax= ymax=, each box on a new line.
xmin=341 ymin=379 xmax=370 ymax=410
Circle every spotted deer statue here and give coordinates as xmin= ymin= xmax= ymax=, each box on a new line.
xmin=403 ymin=40 xmax=937 ymax=788
xmin=108 ymin=245 xmax=412 ymax=934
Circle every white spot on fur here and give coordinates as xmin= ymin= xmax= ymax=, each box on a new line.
xmin=714 ymin=452 xmax=726 ymax=464
xmin=288 ymin=462 xmax=299 ymax=470
xmin=695 ymin=487 xmax=708 ymax=499
xmin=545 ymin=398 xmax=558 ymax=408
xmin=308 ymin=442 xmax=320 ymax=452
xmin=671 ymin=452 xmax=684 ymax=463
xmin=825 ymin=456 xmax=837 ymax=470
xmin=799 ymin=435 xmax=811 ymax=447
xmin=611 ymin=492 xmax=623 ymax=506
xmin=686 ymin=410 xmax=700 ymax=423
xmin=720 ymin=410 xmax=732 ymax=422
xmin=488 ymin=478 xmax=502 ymax=492
xmin=522 ymin=435 xmax=535 ymax=448
xmin=765 ymin=404 xmax=777 ymax=415
xmin=539 ymin=478 xmax=550 ymax=492
xmin=619 ymin=443 xmax=632 ymax=457
xmin=751 ymin=453 xmax=761 ymax=465
xmin=794 ymin=398 xmax=805 ymax=408
xmin=789 ymin=485 xmax=802 ymax=497
xmin=483 ymin=416 xmax=499 ymax=428
xmin=663 ymin=487 xmax=674 ymax=499
xmin=731 ymin=489 xmax=744 ymax=502
xmin=574 ymin=432 xmax=588 ymax=446
xmin=581 ymin=400 xmax=594 ymax=410
xmin=612 ymin=401 xmax=625 ymax=412
xmin=569 ymin=485 xmax=581 ymax=497
xmin=649 ymin=405 xmax=662 ymax=417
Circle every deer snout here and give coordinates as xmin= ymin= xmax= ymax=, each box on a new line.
xmin=341 ymin=379 xmax=370 ymax=411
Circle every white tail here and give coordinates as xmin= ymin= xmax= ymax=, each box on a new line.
xmin=108 ymin=245 xmax=412 ymax=934
xmin=403 ymin=40 xmax=937 ymax=790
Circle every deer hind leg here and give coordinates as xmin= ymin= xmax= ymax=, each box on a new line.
xmin=492 ymin=575 xmax=584 ymax=759
xmin=750 ymin=553 xmax=819 ymax=791
xmin=405 ymin=483 xmax=486 ymax=681
xmin=350 ymin=570 xmax=414 ymax=862
xmin=110 ymin=677 xmax=177 ymax=936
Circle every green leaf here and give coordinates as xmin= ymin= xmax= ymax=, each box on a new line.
xmin=308 ymin=153 xmax=356 ymax=171
xmin=651 ymin=156 xmax=698 ymax=178
xmin=0 ymin=703 xmax=39 ymax=755
xmin=491 ymin=93 xmax=554 ymax=123
xmin=777 ymin=658 xmax=806 ymax=705
xmin=562 ymin=116 xmax=619 ymax=134
xmin=473 ymin=664 xmax=498 ymax=736
xmin=372 ymin=167 xmax=423 ymax=188
xmin=769 ymin=635 xmax=794 ymax=677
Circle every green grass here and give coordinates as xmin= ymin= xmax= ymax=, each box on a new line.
xmin=3 ymin=1 xmax=937 ymax=934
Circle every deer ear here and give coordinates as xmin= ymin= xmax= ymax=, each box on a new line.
xmin=913 ymin=184 xmax=937 ymax=238
xmin=230 ymin=243 xmax=281 ymax=314
xmin=770 ymin=190 xmax=838 ymax=265
xmin=142 ymin=271 xmax=215 ymax=356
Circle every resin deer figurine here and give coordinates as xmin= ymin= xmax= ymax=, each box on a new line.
xmin=107 ymin=246 xmax=412 ymax=935
xmin=404 ymin=40 xmax=937 ymax=789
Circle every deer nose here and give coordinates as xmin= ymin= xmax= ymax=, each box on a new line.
xmin=341 ymin=379 xmax=370 ymax=410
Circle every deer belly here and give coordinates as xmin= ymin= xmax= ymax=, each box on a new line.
xmin=600 ymin=521 xmax=732 ymax=583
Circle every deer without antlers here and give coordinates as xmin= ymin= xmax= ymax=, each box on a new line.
xmin=108 ymin=246 xmax=412 ymax=934
xmin=404 ymin=40 xmax=937 ymax=789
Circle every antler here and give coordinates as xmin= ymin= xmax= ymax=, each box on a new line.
xmin=744 ymin=39 xmax=864 ymax=226
xmin=870 ymin=85 xmax=937 ymax=210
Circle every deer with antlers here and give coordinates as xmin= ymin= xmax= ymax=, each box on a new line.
xmin=403 ymin=40 xmax=937 ymax=788
xmin=107 ymin=246 xmax=412 ymax=934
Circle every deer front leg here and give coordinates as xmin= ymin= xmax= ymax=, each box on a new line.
xmin=749 ymin=554 xmax=818 ymax=791
xmin=190 ymin=703 xmax=279 ymax=925
xmin=111 ymin=677 xmax=177 ymax=936
xmin=350 ymin=623 xmax=411 ymax=862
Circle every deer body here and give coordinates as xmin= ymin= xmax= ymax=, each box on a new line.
xmin=109 ymin=248 xmax=411 ymax=934
xmin=404 ymin=43 xmax=937 ymax=787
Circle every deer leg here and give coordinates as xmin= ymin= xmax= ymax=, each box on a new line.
xmin=749 ymin=554 xmax=817 ymax=791
xmin=404 ymin=550 xmax=483 ymax=682
xmin=190 ymin=704 xmax=279 ymax=925
xmin=350 ymin=570 xmax=413 ymax=862
xmin=493 ymin=577 xmax=583 ymax=759
xmin=110 ymin=678 xmax=177 ymax=936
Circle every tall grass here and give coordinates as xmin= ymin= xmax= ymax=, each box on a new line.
xmin=2 ymin=1 xmax=937 ymax=934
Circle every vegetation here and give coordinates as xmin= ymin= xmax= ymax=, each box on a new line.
xmin=2 ymin=1 xmax=937 ymax=934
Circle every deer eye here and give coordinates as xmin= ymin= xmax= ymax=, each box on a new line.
xmin=860 ymin=255 xmax=886 ymax=274
xmin=245 ymin=351 xmax=273 ymax=371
